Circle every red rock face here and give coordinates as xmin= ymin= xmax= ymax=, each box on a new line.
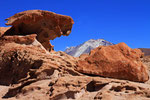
xmin=3 ymin=10 xmax=74 ymax=51
xmin=77 ymin=43 xmax=149 ymax=82
xmin=1 ymin=10 xmax=150 ymax=100
xmin=0 ymin=27 xmax=10 ymax=37
xmin=0 ymin=35 xmax=150 ymax=100
xmin=0 ymin=35 xmax=79 ymax=86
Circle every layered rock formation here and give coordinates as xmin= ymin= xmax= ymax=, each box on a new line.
xmin=0 ymin=35 xmax=80 ymax=86
xmin=4 ymin=76 xmax=150 ymax=100
xmin=77 ymin=43 xmax=149 ymax=82
xmin=2 ymin=10 xmax=74 ymax=51
xmin=0 ymin=35 xmax=149 ymax=100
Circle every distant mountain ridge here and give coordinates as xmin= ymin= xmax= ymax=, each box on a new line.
xmin=64 ymin=39 xmax=114 ymax=57
xmin=139 ymin=48 xmax=150 ymax=56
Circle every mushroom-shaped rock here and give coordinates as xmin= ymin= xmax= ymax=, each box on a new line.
xmin=4 ymin=10 xmax=74 ymax=51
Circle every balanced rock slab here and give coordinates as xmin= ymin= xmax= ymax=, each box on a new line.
xmin=3 ymin=10 xmax=74 ymax=51
xmin=77 ymin=43 xmax=149 ymax=82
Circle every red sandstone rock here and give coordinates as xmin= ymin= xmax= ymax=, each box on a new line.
xmin=0 ymin=27 xmax=10 ymax=37
xmin=0 ymin=35 xmax=79 ymax=86
xmin=3 ymin=10 xmax=74 ymax=51
xmin=2 ymin=76 xmax=150 ymax=100
xmin=77 ymin=42 xmax=149 ymax=82
xmin=0 ymin=13 xmax=150 ymax=99
xmin=0 ymin=35 xmax=150 ymax=100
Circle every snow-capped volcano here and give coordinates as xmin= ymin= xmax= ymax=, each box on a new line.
xmin=64 ymin=39 xmax=114 ymax=57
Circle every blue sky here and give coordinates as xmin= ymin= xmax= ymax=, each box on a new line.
xmin=0 ymin=0 xmax=150 ymax=51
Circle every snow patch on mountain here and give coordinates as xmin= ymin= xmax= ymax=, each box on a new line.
xmin=64 ymin=39 xmax=114 ymax=57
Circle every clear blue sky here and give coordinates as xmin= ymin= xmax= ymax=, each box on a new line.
xmin=0 ymin=0 xmax=150 ymax=51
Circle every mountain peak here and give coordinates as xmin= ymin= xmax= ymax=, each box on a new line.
xmin=64 ymin=39 xmax=114 ymax=57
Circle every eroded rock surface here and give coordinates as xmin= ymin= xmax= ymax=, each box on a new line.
xmin=2 ymin=76 xmax=150 ymax=100
xmin=0 ymin=35 xmax=150 ymax=100
xmin=0 ymin=35 xmax=79 ymax=86
xmin=77 ymin=43 xmax=149 ymax=82
xmin=3 ymin=10 xmax=74 ymax=51
xmin=0 ymin=27 xmax=10 ymax=37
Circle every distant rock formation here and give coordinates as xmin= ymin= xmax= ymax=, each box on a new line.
xmin=2 ymin=10 xmax=74 ymax=51
xmin=64 ymin=39 xmax=114 ymax=57
xmin=76 ymin=43 xmax=149 ymax=82
xmin=139 ymin=48 xmax=150 ymax=56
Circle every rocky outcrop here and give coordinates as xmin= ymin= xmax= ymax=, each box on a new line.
xmin=0 ymin=35 xmax=79 ymax=86
xmin=0 ymin=27 xmax=10 ymax=37
xmin=141 ymin=56 xmax=150 ymax=84
xmin=77 ymin=43 xmax=149 ymax=82
xmin=0 ymin=35 xmax=150 ymax=100
xmin=47 ymin=76 xmax=150 ymax=100
xmin=2 ymin=75 xmax=150 ymax=100
xmin=0 ymin=10 xmax=150 ymax=100
xmin=3 ymin=10 xmax=74 ymax=51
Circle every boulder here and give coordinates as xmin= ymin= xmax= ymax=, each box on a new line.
xmin=3 ymin=10 xmax=74 ymax=51
xmin=77 ymin=43 xmax=149 ymax=82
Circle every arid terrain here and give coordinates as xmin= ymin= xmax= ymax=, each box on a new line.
xmin=0 ymin=10 xmax=150 ymax=100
